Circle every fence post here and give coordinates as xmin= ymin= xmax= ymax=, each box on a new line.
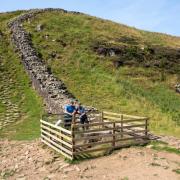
xmin=101 ymin=111 xmax=104 ymax=128
xmin=71 ymin=124 xmax=75 ymax=160
xmin=101 ymin=111 xmax=103 ymax=121
xmin=121 ymin=115 xmax=123 ymax=138
xmin=112 ymin=122 xmax=116 ymax=148
xmin=40 ymin=120 xmax=43 ymax=141
xmin=145 ymin=118 xmax=148 ymax=137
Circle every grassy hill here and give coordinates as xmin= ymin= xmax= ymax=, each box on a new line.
xmin=0 ymin=10 xmax=179 ymax=139
xmin=24 ymin=11 xmax=180 ymax=137
xmin=0 ymin=11 xmax=43 ymax=140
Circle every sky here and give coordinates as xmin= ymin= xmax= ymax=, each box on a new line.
xmin=1 ymin=0 xmax=180 ymax=36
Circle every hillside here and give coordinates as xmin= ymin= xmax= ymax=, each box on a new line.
xmin=0 ymin=11 xmax=43 ymax=140
xmin=0 ymin=9 xmax=179 ymax=140
xmin=23 ymin=10 xmax=180 ymax=137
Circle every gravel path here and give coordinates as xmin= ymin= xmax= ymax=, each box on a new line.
xmin=0 ymin=140 xmax=179 ymax=180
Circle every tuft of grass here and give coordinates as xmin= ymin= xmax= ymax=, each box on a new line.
xmin=172 ymin=169 xmax=180 ymax=174
xmin=149 ymin=141 xmax=180 ymax=155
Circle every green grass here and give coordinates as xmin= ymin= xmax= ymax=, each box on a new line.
xmin=0 ymin=11 xmax=44 ymax=140
xmin=172 ymin=169 xmax=180 ymax=174
xmin=0 ymin=10 xmax=179 ymax=140
xmin=23 ymin=11 xmax=180 ymax=137
xmin=149 ymin=141 xmax=180 ymax=155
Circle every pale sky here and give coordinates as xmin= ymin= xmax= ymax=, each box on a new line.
xmin=1 ymin=0 xmax=180 ymax=36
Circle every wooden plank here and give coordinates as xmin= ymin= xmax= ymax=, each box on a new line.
xmin=41 ymin=124 xmax=72 ymax=141
xmin=41 ymin=138 xmax=73 ymax=160
xmin=74 ymin=135 xmax=148 ymax=148
xmin=40 ymin=119 xmax=72 ymax=135
xmin=103 ymin=111 xmax=147 ymax=119
xmin=103 ymin=111 xmax=122 ymax=116
xmin=75 ymin=129 xmax=147 ymax=141
xmin=122 ymin=124 xmax=146 ymax=129
xmin=115 ymin=136 xmax=148 ymax=142
xmin=74 ymin=139 xmax=114 ymax=148
xmin=74 ymin=146 xmax=112 ymax=155
xmin=125 ymin=131 xmax=149 ymax=139
xmin=75 ymin=138 xmax=148 ymax=155
xmin=103 ymin=115 xmax=121 ymax=121
xmin=74 ymin=119 xmax=147 ymax=128
xmin=41 ymin=129 xmax=72 ymax=148
xmin=74 ymin=127 xmax=114 ymax=134
xmin=74 ymin=132 xmax=115 ymax=141
xmin=103 ymin=115 xmax=147 ymax=122
xmin=41 ymin=131 xmax=73 ymax=155
xmin=123 ymin=114 xmax=147 ymax=119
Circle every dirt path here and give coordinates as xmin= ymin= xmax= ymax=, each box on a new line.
xmin=0 ymin=140 xmax=180 ymax=180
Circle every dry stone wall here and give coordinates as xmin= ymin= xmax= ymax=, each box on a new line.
xmin=8 ymin=9 xmax=85 ymax=113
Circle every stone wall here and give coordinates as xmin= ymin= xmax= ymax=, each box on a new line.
xmin=8 ymin=9 xmax=85 ymax=113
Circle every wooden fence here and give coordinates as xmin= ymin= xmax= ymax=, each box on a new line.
xmin=40 ymin=111 xmax=149 ymax=160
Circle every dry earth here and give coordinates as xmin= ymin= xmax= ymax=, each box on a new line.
xmin=0 ymin=140 xmax=180 ymax=180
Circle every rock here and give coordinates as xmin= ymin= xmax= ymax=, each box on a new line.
xmin=62 ymin=174 xmax=68 ymax=179
xmin=16 ymin=177 xmax=26 ymax=180
xmin=47 ymin=174 xmax=56 ymax=178
xmin=113 ymin=59 xmax=124 ymax=68
xmin=90 ymin=165 xmax=96 ymax=169
xmin=137 ymin=151 xmax=145 ymax=156
xmin=49 ymin=51 xmax=57 ymax=58
xmin=63 ymin=167 xmax=74 ymax=174
xmin=123 ymin=155 xmax=128 ymax=160
xmin=74 ymin=165 xmax=81 ymax=172
xmin=25 ymin=151 xmax=29 ymax=155
xmin=44 ymin=34 xmax=49 ymax=39
xmin=82 ymin=167 xmax=89 ymax=172
xmin=36 ymin=24 xmax=43 ymax=31
xmin=39 ymin=167 xmax=47 ymax=172
xmin=146 ymin=145 xmax=153 ymax=149
xmin=59 ymin=164 xmax=70 ymax=170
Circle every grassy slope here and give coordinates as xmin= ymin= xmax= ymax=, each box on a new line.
xmin=0 ymin=11 xmax=43 ymax=140
xmin=24 ymin=11 xmax=180 ymax=137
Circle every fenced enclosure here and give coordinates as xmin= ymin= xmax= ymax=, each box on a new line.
xmin=40 ymin=111 xmax=149 ymax=160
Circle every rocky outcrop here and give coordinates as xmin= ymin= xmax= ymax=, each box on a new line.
xmin=8 ymin=9 xmax=84 ymax=113
xmin=93 ymin=43 xmax=180 ymax=73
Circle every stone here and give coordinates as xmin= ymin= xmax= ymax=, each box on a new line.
xmin=146 ymin=145 xmax=153 ymax=149
xmin=36 ymin=24 xmax=43 ymax=31
xmin=74 ymin=165 xmax=81 ymax=172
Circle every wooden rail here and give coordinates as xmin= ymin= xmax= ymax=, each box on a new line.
xmin=40 ymin=111 xmax=149 ymax=160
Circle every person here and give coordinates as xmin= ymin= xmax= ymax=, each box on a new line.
xmin=76 ymin=102 xmax=88 ymax=127
xmin=64 ymin=99 xmax=76 ymax=128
